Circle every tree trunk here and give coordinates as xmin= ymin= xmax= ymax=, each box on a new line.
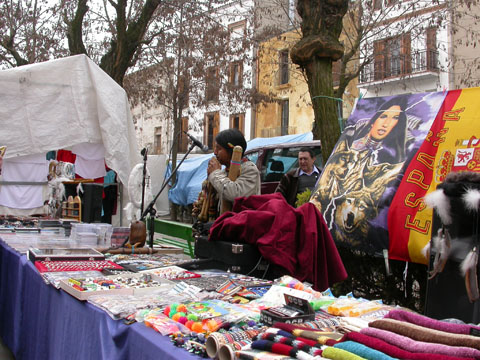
xmin=304 ymin=58 xmax=341 ymax=165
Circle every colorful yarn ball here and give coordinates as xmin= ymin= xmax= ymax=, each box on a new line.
xmin=191 ymin=322 xmax=204 ymax=333
xmin=178 ymin=316 xmax=188 ymax=325
xmin=247 ymin=320 xmax=256 ymax=327
xmin=172 ymin=313 xmax=181 ymax=322
xmin=187 ymin=314 xmax=198 ymax=321
xmin=169 ymin=309 xmax=177 ymax=318
xmin=294 ymin=282 xmax=304 ymax=290
xmin=177 ymin=304 xmax=187 ymax=313
xmin=170 ymin=303 xmax=178 ymax=311
xmin=163 ymin=306 xmax=170 ymax=316
xmin=177 ymin=312 xmax=186 ymax=318
xmin=205 ymin=319 xmax=218 ymax=332
xmin=185 ymin=320 xmax=194 ymax=329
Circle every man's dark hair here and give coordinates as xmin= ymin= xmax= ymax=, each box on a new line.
xmin=215 ymin=129 xmax=247 ymax=156
xmin=299 ymin=147 xmax=315 ymax=159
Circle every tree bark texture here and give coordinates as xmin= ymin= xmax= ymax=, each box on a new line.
xmin=305 ymin=58 xmax=340 ymax=165
xmin=291 ymin=0 xmax=348 ymax=164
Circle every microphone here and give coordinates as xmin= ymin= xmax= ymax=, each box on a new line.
xmin=184 ymin=131 xmax=209 ymax=152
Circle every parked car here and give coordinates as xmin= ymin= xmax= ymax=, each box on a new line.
xmin=244 ymin=141 xmax=322 ymax=194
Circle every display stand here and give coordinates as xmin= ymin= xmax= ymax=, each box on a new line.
xmin=142 ymin=142 xmax=198 ymax=249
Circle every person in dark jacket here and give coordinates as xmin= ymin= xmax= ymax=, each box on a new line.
xmin=275 ymin=148 xmax=320 ymax=207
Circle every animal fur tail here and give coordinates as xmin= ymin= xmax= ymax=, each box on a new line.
xmin=428 ymin=227 xmax=451 ymax=280
xmin=461 ymin=247 xmax=480 ymax=303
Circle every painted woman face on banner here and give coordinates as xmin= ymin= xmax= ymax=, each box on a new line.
xmin=311 ymin=92 xmax=447 ymax=254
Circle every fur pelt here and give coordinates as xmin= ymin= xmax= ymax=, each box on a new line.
xmin=463 ymin=188 xmax=480 ymax=212
xmin=444 ymin=171 xmax=480 ymax=184
xmin=124 ymin=163 xmax=153 ymax=221
xmin=424 ymin=189 xmax=452 ymax=225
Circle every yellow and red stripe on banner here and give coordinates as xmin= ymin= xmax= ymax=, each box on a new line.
xmin=387 ymin=88 xmax=480 ymax=264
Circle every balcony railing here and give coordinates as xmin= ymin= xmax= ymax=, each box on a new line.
xmin=359 ymin=49 xmax=439 ymax=84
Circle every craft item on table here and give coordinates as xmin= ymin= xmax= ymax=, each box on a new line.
xmin=41 ymin=270 xmax=104 ymax=288
xmin=144 ymin=312 xmax=190 ymax=336
xmin=309 ymin=298 xmax=336 ymax=311
xmin=260 ymin=285 xmax=314 ymax=307
xmin=59 ymin=277 xmax=132 ymax=300
xmin=250 ymin=339 xmax=320 ymax=360
xmin=334 ymin=340 xmax=397 ymax=360
xmin=143 ymin=265 xmax=200 ymax=281
xmin=207 ymin=300 xmax=262 ymax=325
xmin=321 ymin=346 xmax=366 ymax=360
xmin=255 ymin=332 xmax=323 ymax=356
xmin=35 ymin=260 xmax=123 ymax=273
xmin=101 ymin=268 xmax=132 ymax=276
xmin=274 ymin=276 xmax=325 ymax=299
xmin=206 ymin=328 xmax=263 ymax=358
xmin=170 ymin=281 xmax=203 ymax=299
xmin=27 ymin=247 xmax=105 ymax=262
xmin=361 ymin=327 xmax=480 ymax=359
xmin=237 ymin=286 xmax=271 ymax=299
xmin=369 ymin=318 xmax=480 ymax=350
xmin=384 ymin=308 xmax=480 ymax=335
xmin=260 ymin=294 xmax=315 ymax=327
xmin=232 ymin=275 xmax=273 ymax=288
xmin=272 ymin=323 xmax=343 ymax=346
xmin=116 ymin=260 xmax=164 ymax=272
xmin=184 ymin=300 xmax=229 ymax=320
xmin=336 ymin=317 xmax=370 ymax=333
xmin=343 ymin=331 xmax=478 ymax=360
xmin=217 ymin=279 xmax=244 ymax=296
xmin=235 ymin=346 xmax=297 ymax=360
xmin=180 ymin=274 xmax=233 ymax=291
xmin=89 ymin=289 xmax=174 ymax=320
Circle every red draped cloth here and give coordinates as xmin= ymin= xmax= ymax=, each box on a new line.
xmin=209 ymin=193 xmax=347 ymax=291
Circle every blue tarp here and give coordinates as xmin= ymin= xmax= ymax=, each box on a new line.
xmin=168 ymin=132 xmax=313 ymax=206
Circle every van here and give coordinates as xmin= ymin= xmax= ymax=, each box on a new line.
xmin=244 ymin=141 xmax=322 ymax=194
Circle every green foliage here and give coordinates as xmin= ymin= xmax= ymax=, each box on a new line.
xmin=295 ymin=188 xmax=312 ymax=207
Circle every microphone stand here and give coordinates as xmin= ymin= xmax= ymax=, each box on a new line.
xmin=141 ymin=142 xmax=198 ymax=249
xmin=140 ymin=148 xmax=148 ymax=216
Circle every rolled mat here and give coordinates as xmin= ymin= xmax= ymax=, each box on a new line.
xmin=255 ymin=332 xmax=322 ymax=356
xmin=321 ymin=346 xmax=367 ymax=360
xmin=361 ymin=327 xmax=480 ymax=359
xmin=385 ymin=309 xmax=480 ymax=336
xmin=344 ymin=331 xmax=476 ymax=360
xmin=333 ymin=340 xmax=398 ymax=360
xmin=369 ymin=318 xmax=480 ymax=350
xmin=250 ymin=339 xmax=318 ymax=360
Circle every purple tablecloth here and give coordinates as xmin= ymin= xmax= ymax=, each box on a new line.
xmin=0 ymin=239 xmax=201 ymax=360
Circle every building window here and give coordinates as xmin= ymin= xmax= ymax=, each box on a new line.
xmin=153 ymin=126 xmax=162 ymax=154
xmin=229 ymin=113 xmax=245 ymax=133
xmin=426 ymin=27 xmax=437 ymax=70
xmin=205 ymin=67 xmax=219 ymax=102
xmin=228 ymin=20 xmax=246 ymax=40
xmin=279 ymin=50 xmax=289 ymax=85
xmin=280 ymin=99 xmax=289 ymax=135
xmin=178 ymin=117 xmax=188 ymax=153
xmin=204 ymin=112 xmax=219 ymax=149
xmin=373 ymin=33 xmax=411 ymax=80
xmin=229 ymin=61 xmax=243 ymax=87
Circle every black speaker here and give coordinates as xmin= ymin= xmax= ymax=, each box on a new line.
xmin=81 ymin=183 xmax=103 ymax=223
xmin=424 ymin=181 xmax=480 ymax=323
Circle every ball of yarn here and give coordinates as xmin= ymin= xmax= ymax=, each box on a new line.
xmin=187 ymin=314 xmax=198 ymax=321
xmin=177 ymin=304 xmax=187 ymax=313
xmin=178 ymin=316 xmax=188 ymax=325
xmin=185 ymin=320 xmax=194 ymax=329
xmin=191 ymin=322 xmax=204 ymax=333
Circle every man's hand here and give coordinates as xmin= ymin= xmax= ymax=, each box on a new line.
xmin=207 ymin=157 xmax=221 ymax=175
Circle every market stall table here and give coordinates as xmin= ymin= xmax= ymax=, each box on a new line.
xmin=0 ymin=238 xmax=202 ymax=360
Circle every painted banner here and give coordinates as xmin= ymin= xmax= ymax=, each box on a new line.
xmin=310 ymin=92 xmax=446 ymax=255
xmin=388 ymin=88 xmax=480 ymax=264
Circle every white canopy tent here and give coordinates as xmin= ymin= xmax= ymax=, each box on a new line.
xmin=0 ymin=54 xmax=141 ymax=216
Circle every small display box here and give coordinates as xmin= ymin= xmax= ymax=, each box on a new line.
xmin=27 ymin=247 xmax=105 ymax=262
xmin=260 ymin=294 xmax=315 ymax=326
